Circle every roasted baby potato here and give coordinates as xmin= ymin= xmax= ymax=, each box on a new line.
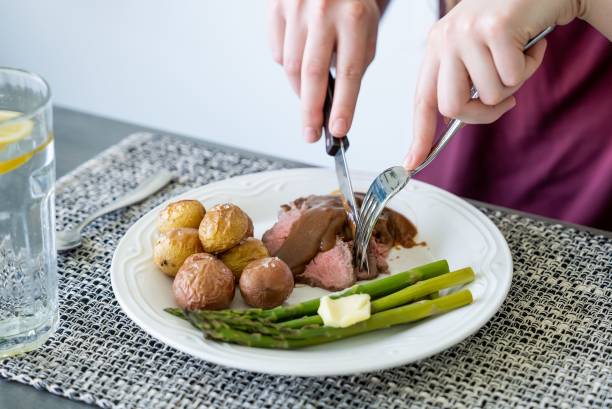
xmin=239 ymin=257 xmax=294 ymax=308
xmin=220 ymin=238 xmax=269 ymax=279
xmin=158 ymin=200 xmax=206 ymax=233
xmin=173 ymin=253 xmax=236 ymax=310
xmin=199 ymin=203 xmax=251 ymax=253
xmin=246 ymin=215 xmax=254 ymax=238
xmin=153 ymin=228 xmax=204 ymax=277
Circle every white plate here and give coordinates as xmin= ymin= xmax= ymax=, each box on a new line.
xmin=111 ymin=168 xmax=512 ymax=376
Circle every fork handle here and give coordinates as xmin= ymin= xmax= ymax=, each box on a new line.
xmin=411 ymin=26 xmax=554 ymax=176
xmin=324 ymin=72 xmax=350 ymax=156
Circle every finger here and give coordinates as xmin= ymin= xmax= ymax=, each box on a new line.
xmin=437 ymin=52 xmax=472 ymax=120
xmin=330 ymin=26 xmax=368 ymax=137
xmin=437 ymin=51 xmax=516 ymax=124
xmin=408 ymin=98 xmax=516 ymax=170
xmin=489 ymin=35 xmax=547 ymax=87
xmin=462 ymin=42 xmax=518 ymax=106
xmin=406 ymin=48 xmax=440 ymax=170
xmin=487 ymin=32 xmax=527 ymax=87
xmin=453 ymin=96 xmax=516 ymax=124
xmin=282 ymin=22 xmax=307 ymax=95
xmin=521 ymin=40 xmax=547 ymax=80
xmin=300 ymin=23 xmax=335 ymax=143
xmin=365 ymin=23 xmax=378 ymax=64
xmin=267 ymin=0 xmax=285 ymax=65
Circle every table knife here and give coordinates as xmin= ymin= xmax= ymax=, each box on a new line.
xmin=323 ymin=72 xmax=369 ymax=271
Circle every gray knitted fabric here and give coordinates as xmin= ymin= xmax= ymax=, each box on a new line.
xmin=1 ymin=133 xmax=610 ymax=409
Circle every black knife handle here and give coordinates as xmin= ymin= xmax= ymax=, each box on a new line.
xmin=324 ymin=72 xmax=349 ymax=156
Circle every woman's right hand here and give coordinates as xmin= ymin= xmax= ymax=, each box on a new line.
xmin=267 ymin=0 xmax=384 ymax=142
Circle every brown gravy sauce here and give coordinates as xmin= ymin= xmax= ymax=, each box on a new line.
xmin=273 ymin=194 xmax=418 ymax=276
xmin=274 ymin=196 xmax=347 ymax=275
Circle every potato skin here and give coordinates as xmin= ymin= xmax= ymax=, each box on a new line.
xmin=199 ymin=203 xmax=250 ymax=253
xmin=245 ymin=215 xmax=254 ymax=238
xmin=153 ymin=228 xmax=203 ymax=277
xmin=173 ymin=253 xmax=235 ymax=310
xmin=239 ymin=257 xmax=294 ymax=308
xmin=158 ymin=200 xmax=206 ymax=233
xmin=220 ymin=238 xmax=269 ymax=279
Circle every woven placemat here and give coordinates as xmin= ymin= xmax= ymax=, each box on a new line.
xmin=1 ymin=132 xmax=610 ymax=409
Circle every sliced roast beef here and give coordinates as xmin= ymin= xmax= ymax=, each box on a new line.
xmin=262 ymin=207 xmax=302 ymax=255
xmin=266 ymin=196 xmax=348 ymax=276
xmin=355 ymin=240 xmax=387 ymax=280
xmin=299 ymin=238 xmax=356 ymax=291
xmin=262 ymin=194 xmax=418 ymax=291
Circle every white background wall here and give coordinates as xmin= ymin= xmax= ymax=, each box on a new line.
xmin=0 ymin=0 xmax=437 ymax=171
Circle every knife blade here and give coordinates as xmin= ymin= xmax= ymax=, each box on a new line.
xmin=323 ymin=72 xmax=369 ymax=271
xmin=334 ymin=139 xmax=359 ymax=228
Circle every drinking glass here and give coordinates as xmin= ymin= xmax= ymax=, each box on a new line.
xmin=0 ymin=67 xmax=57 ymax=357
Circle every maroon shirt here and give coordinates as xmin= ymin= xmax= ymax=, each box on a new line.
xmin=416 ymin=20 xmax=612 ymax=231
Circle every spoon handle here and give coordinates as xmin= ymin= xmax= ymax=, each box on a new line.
xmin=76 ymin=170 xmax=174 ymax=231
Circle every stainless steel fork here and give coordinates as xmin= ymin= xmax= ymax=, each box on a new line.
xmin=354 ymin=27 xmax=554 ymax=269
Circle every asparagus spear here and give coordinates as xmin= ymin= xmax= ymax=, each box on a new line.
xmin=165 ymin=307 xmax=266 ymax=323
xmin=165 ymin=259 xmax=449 ymax=323
xmin=370 ymin=267 xmax=474 ymax=311
xmin=182 ymin=309 xmax=301 ymax=336
xmin=186 ymin=289 xmax=473 ymax=349
xmin=253 ymin=259 xmax=450 ymax=322
xmin=165 ymin=307 xmax=186 ymax=319
xmin=426 ymin=291 xmax=440 ymax=300
xmin=279 ymin=267 xmax=474 ymax=329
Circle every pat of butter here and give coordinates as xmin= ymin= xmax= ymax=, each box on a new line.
xmin=317 ymin=294 xmax=371 ymax=328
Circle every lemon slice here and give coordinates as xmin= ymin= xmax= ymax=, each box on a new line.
xmin=0 ymin=133 xmax=53 ymax=175
xmin=0 ymin=110 xmax=34 ymax=150
xmin=0 ymin=151 xmax=36 ymax=175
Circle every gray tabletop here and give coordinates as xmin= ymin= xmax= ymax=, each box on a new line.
xmin=0 ymin=107 xmax=609 ymax=409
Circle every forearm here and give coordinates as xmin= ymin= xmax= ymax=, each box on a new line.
xmin=580 ymin=0 xmax=612 ymax=40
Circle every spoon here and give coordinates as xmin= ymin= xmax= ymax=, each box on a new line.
xmin=56 ymin=170 xmax=174 ymax=251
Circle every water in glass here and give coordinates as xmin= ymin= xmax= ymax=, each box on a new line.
xmin=0 ymin=68 xmax=57 ymax=357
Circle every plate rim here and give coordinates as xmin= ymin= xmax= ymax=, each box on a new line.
xmin=111 ymin=167 xmax=513 ymax=376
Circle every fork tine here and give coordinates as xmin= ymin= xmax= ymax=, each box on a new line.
xmin=360 ymin=194 xmax=376 ymax=224
xmin=355 ymin=200 xmax=374 ymax=244
xmin=356 ymin=203 xmax=373 ymax=246
xmin=358 ymin=190 xmax=374 ymax=221
xmin=356 ymin=203 xmax=380 ymax=266
xmin=356 ymin=238 xmax=369 ymax=271
xmin=359 ymin=202 xmax=384 ymax=248
xmin=354 ymin=233 xmax=364 ymax=270
xmin=358 ymin=202 xmax=385 ymax=267
xmin=355 ymin=193 xmax=375 ymax=269
xmin=356 ymin=240 xmax=368 ymax=271
xmin=356 ymin=229 xmax=367 ymax=269
xmin=359 ymin=197 xmax=380 ymax=243
xmin=355 ymin=241 xmax=370 ymax=272
xmin=356 ymin=190 xmax=376 ymax=240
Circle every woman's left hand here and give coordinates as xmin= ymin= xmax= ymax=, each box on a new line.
xmin=405 ymin=0 xmax=585 ymax=170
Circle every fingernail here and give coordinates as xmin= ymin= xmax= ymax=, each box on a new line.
xmin=303 ymin=127 xmax=318 ymax=142
xmin=331 ymin=118 xmax=347 ymax=136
